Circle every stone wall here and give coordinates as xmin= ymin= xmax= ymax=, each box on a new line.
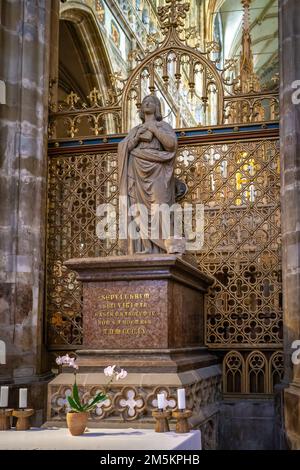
xmin=280 ymin=0 xmax=300 ymax=449
xmin=219 ymin=398 xmax=277 ymax=450
xmin=0 ymin=0 xmax=55 ymax=424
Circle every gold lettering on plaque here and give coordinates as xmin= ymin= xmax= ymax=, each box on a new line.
xmin=96 ymin=291 xmax=159 ymax=335
xmin=99 ymin=293 xmax=150 ymax=301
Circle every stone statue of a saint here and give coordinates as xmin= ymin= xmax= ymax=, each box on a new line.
xmin=118 ymin=95 xmax=178 ymax=254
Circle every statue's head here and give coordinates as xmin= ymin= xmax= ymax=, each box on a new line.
xmin=139 ymin=95 xmax=162 ymax=122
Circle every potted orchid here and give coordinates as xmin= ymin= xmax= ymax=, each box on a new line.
xmin=56 ymin=355 xmax=127 ymax=435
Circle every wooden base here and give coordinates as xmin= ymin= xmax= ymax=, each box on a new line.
xmin=0 ymin=408 xmax=13 ymax=430
xmin=152 ymin=409 xmax=171 ymax=432
xmin=172 ymin=409 xmax=192 ymax=433
xmin=12 ymin=409 xmax=34 ymax=431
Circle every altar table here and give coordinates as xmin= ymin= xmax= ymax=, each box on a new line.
xmin=0 ymin=427 xmax=201 ymax=450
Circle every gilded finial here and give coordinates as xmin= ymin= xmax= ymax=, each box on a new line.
xmin=158 ymin=0 xmax=190 ymax=34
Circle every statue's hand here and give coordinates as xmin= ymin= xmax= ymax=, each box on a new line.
xmin=136 ymin=126 xmax=147 ymax=137
xmin=143 ymin=121 xmax=158 ymax=134
xmin=129 ymin=126 xmax=147 ymax=149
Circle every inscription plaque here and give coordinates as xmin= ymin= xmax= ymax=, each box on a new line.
xmin=83 ymin=280 xmax=168 ymax=349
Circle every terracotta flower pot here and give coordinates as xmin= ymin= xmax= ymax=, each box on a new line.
xmin=66 ymin=411 xmax=89 ymax=436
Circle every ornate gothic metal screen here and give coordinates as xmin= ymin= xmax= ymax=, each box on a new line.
xmin=47 ymin=0 xmax=283 ymax=395
xmin=47 ymin=132 xmax=282 ymax=393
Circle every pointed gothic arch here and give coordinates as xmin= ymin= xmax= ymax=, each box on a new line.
xmin=59 ymin=4 xmax=113 ymax=108
xmin=121 ymin=21 xmax=224 ymax=131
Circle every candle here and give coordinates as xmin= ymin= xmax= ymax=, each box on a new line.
xmin=157 ymin=393 xmax=165 ymax=410
xmin=0 ymin=386 xmax=9 ymax=407
xmin=19 ymin=388 xmax=27 ymax=409
xmin=177 ymin=388 xmax=186 ymax=410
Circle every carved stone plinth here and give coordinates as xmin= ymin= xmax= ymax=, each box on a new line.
xmin=65 ymin=254 xmax=212 ymax=352
xmin=46 ymin=254 xmax=221 ymax=449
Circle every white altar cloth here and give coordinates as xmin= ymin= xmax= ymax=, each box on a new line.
xmin=0 ymin=427 xmax=201 ymax=450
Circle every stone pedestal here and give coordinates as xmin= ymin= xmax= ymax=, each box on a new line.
xmin=46 ymin=255 xmax=221 ymax=449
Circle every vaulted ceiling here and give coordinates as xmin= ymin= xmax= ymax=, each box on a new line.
xmin=216 ymin=0 xmax=278 ymax=84
xmin=57 ymin=0 xmax=279 ymax=101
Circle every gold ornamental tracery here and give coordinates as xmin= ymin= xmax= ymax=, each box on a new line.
xmin=121 ymin=6 xmax=224 ymax=129
xmin=47 ymin=136 xmax=282 ymax=390
xmin=49 ymin=0 xmax=279 ymax=139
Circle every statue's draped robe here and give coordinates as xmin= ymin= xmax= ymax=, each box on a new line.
xmin=118 ymin=121 xmax=177 ymax=254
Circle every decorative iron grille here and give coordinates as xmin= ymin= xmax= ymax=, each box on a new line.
xmin=46 ymin=0 xmax=282 ymax=392
xmin=223 ymin=349 xmax=284 ymax=394
xmin=47 ymin=137 xmax=282 ymax=356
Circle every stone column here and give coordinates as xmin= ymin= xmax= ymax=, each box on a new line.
xmin=280 ymin=0 xmax=300 ymax=449
xmin=49 ymin=0 xmax=60 ymax=111
xmin=0 ymin=0 xmax=58 ymax=424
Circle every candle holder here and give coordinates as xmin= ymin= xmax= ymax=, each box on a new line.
xmin=12 ymin=409 xmax=34 ymax=431
xmin=172 ymin=409 xmax=192 ymax=433
xmin=0 ymin=408 xmax=13 ymax=430
xmin=152 ymin=409 xmax=171 ymax=433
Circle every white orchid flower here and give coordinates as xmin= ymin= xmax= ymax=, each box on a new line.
xmin=61 ymin=354 xmax=71 ymax=364
xmin=104 ymin=365 xmax=116 ymax=377
xmin=116 ymin=369 xmax=128 ymax=380
xmin=56 ymin=354 xmax=78 ymax=370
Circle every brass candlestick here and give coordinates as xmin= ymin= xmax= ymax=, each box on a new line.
xmin=152 ymin=409 xmax=171 ymax=432
xmin=13 ymin=409 xmax=34 ymax=431
xmin=0 ymin=408 xmax=13 ymax=430
xmin=172 ymin=409 xmax=192 ymax=433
